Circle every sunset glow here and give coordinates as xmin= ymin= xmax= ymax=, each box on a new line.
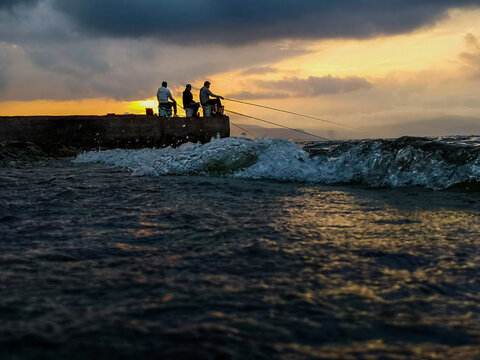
xmin=3 ymin=3 xmax=480 ymax=359
xmin=1 ymin=2 xmax=480 ymax=137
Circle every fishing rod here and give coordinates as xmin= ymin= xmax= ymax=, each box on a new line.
xmin=224 ymin=97 xmax=356 ymax=130
xmin=176 ymin=102 xmax=195 ymax=117
xmin=225 ymin=109 xmax=330 ymax=141
xmin=172 ymin=101 xmax=257 ymax=138
xmin=175 ymin=85 xmax=331 ymax=139
xmin=170 ymin=84 xmax=352 ymax=130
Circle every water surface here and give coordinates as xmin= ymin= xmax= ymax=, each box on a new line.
xmin=1 ymin=137 xmax=480 ymax=359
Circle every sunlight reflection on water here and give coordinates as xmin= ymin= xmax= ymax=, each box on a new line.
xmin=0 ymin=159 xmax=479 ymax=359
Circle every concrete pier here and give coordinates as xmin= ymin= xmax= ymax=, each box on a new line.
xmin=0 ymin=114 xmax=230 ymax=150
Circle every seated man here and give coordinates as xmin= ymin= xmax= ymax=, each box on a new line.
xmin=157 ymin=81 xmax=177 ymax=116
xmin=182 ymin=84 xmax=200 ymax=117
xmin=199 ymin=81 xmax=224 ymax=113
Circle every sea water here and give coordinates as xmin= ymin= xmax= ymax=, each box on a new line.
xmin=1 ymin=136 xmax=480 ymax=359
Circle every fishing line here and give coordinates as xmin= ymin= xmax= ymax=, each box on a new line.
xmin=225 ymin=109 xmax=330 ymax=141
xmin=169 ymin=85 xmax=351 ymax=130
xmin=172 ymin=86 xmax=332 ymax=139
xmin=230 ymin=121 xmax=256 ymax=138
xmin=177 ymin=97 xmax=256 ymax=137
xmin=177 ymin=103 xmax=187 ymax=116
xmin=174 ymin=102 xmax=192 ymax=117
xmin=170 ymin=101 xmax=256 ymax=138
xmin=224 ymin=97 xmax=356 ymax=130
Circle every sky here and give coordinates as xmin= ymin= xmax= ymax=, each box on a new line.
xmin=1 ymin=0 xmax=480 ymax=139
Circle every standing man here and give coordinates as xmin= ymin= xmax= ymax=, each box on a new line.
xmin=157 ymin=81 xmax=178 ymax=116
xmin=199 ymin=81 xmax=224 ymax=112
xmin=182 ymin=84 xmax=200 ymax=117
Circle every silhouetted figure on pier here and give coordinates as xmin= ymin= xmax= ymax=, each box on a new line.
xmin=200 ymin=81 xmax=224 ymax=114
xmin=183 ymin=84 xmax=200 ymax=117
xmin=157 ymin=81 xmax=177 ymax=117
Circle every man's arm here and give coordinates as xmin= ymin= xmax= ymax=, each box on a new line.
xmin=168 ymin=89 xmax=176 ymax=103
xmin=207 ymin=88 xmax=224 ymax=99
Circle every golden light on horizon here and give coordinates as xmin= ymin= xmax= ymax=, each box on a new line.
xmin=0 ymin=98 xmax=141 ymax=116
xmin=129 ymin=99 xmax=158 ymax=114
xmin=1 ymin=8 xmax=479 ymax=121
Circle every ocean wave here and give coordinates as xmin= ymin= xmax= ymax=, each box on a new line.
xmin=73 ymin=136 xmax=480 ymax=190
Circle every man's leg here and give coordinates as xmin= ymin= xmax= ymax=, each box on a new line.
xmin=169 ymin=102 xmax=177 ymax=115
xmin=207 ymin=99 xmax=222 ymax=107
xmin=160 ymin=103 xmax=173 ymax=116
xmin=212 ymin=98 xmax=223 ymax=113
xmin=205 ymin=99 xmax=222 ymax=109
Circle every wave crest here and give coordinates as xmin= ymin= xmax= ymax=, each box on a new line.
xmin=74 ymin=136 xmax=480 ymax=190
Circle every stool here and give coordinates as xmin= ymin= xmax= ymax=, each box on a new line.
xmin=158 ymin=106 xmax=172 ymax=117
xmin=203 ymin=105 xmax=215 ymax=117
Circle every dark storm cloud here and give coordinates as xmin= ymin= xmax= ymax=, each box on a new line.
xmin=28 ymin=45 xmax=111 ymax=76
xmin=0 ymin=46 xmax=11 ymax=92
xmin=0 ymin=70 xmax=6 ymax=92
xmin=52 ymin=0 xmax=480 ymax=45
xmin=0 ymin=0 xmax=38 ymax=10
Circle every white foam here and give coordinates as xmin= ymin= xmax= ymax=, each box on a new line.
xmin=74 ymin=137 xmax=480 ymax=189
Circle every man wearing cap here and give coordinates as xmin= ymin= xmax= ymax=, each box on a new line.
xmin=199 ymin=81 xmax=224 ymax=112
xmin=157 ymin=81 xmax=178 ymax=116
xmin=183 ymin=84 xmax=200 ymax=118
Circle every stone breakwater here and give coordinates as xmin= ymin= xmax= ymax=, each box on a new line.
xmin=0 ymin=140 xmax=73 ymax=167
xmin=0 ymin=115 xmax=230 ymax=157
